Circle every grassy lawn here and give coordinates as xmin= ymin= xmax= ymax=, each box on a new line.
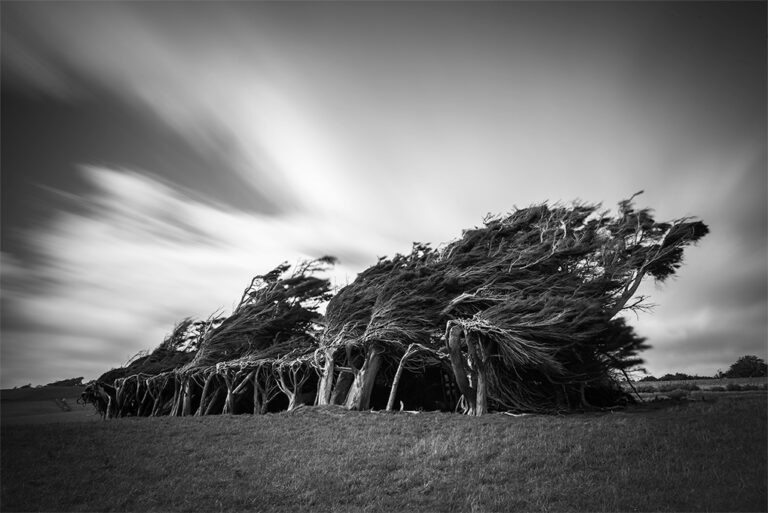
xmin=1 ymin=387 xmax=97 ymax=426
xmin=2 ymin=394 xmax=766 ymax=512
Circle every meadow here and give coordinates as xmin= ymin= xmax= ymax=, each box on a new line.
xmin=2 ymin=392 xmax=766 ymax=512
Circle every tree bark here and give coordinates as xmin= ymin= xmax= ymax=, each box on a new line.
xmin=114 ymin=381 xmax=126 ymax=417
xmin=465 ymin=331 xmax=488 ymax=415
xmin=181 ymin=377 xmax=193 ymax=416
xmin=196 ymin=372 xmax=215 ymax=416
xmin=170 ymin=378 xmax=182 ymax=417
xmin=253 ymin=371 xmax=263 ymax=414
xmin=276 ymin=369 xmax=296 ymax=411
xmin=138 ymin=380 xmax=153 ymax=416
xmin=345 ymin=345 xmax=383 ymax=410
xmin=446 ymin=323 xmax=477 ymax=415
xmin=330 ymin=372 xmax=354 ymax=405
xmin=386 ymin=344 xmax=416 ymax=411
xmin=233 ymin=371 xmax=255 ymax=396
xmin=151 ymin=391 xmax=163 ymax=417
xmin=316 ymin=349 xmax=335 ymax=406
xmin=222 ymin=374 xmax=235 ymax=414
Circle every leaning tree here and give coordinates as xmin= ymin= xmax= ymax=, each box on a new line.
xmin=99 ymin=257 xmax=336 ymax=418
xmin=89 ymin=194 xmax=708 ymax=417
xmin=316 ymin=194 xmax=708 ymax=414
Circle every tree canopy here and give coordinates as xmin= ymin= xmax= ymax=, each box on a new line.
xmin=315 ymin=195 xmax=708 ymax=413
xmin=725 ymin=355 xmax=767 ymax=378
xmin=93 ymin=195 xmax=708 ymax=417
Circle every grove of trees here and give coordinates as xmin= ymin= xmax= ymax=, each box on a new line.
xmin=84 ymin=196 xmax=709 ymax=416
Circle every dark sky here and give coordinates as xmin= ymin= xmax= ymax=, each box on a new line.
xmin=1 ymin=1 xmax=766 ymax=386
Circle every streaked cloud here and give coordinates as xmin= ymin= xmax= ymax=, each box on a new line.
xmin=0 ymin=166 xmax=398 ymax=385
xmin=1 ymin=2 xmax=765 ymax=384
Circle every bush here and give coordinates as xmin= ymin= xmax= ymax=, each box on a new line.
xmin=666 ymin=389 xmax=689 ymax=400
xmin=726 ymin=383 xmax=742 ymax=392
xmin=709 ymin=386 xmax=726 ymax=392
xmin=740 ymin=384 xmax=759 ymax=391
xmin=725 ymin=355 xmax=767 ymax=378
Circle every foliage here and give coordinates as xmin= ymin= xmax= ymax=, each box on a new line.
xmin=725 ymin=355 xmax=768 ymax=378
xmin=90 ymin=195 xmax=708 ymax=415
xmin=320 ymin=195 xmax=707 ymax=413
xmin=183 ymin=258 xmax=335 ymax=371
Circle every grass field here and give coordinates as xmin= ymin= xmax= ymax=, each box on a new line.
xmin=2 ymin=393 xmax=766 ymax=512
xmin=627 ymin=377 xmax=768 ymax=391
xmin=1 ymin=386 xmax=97 ymax=426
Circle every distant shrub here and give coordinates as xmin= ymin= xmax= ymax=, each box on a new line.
xmin=726 ymin=383 xmax=742 ymax=392
xmin=709 ymin=386 xmax=726 ymax=392
xmin=45 ymin=377 xmax=84 ymax=387
xmin=725 ymin=355 xmax=767 ymax=378
xmin=740 ymin=384 xmax=759 ymax=391
xmin=761 ymin=383 xmax=768 ymax=391
xmin=666 ymin=389 xmax=689 ymax=400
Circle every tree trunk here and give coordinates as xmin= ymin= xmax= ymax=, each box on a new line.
xmin=196 ymin=372 xmax=215 ymax=416
xmin=138 ymin=382 xmax=153 ymax=416
xmin=287 ymin=385 xmax=302 ymax=411
xmin=330 ymin=371 xmax=354 ymax=405
xmin=114 ymin=381 xmax=125 ymax=417
xmin=253 ymin=372 xmax=263 ymax=414
xmin=222 ymin=374 xmax=235 ymax=414
xmin=276 ymin=370 xmax=296 ymax=411
xmin=465 ymin=331 xmax=488 ymax=416
xmin=345 ymin=345 xmax=383 ymax=410
xmin=170 ymin=378 xmax=182 ymax=416
xmin=386 ymin=344 xmax=416 ymax=411
xmin=205 ymin=386 xmax=225 ymax=415
xmin=446 ymin=323 xmax=477 ymax=415
xmin=579 ymin=382 xmax=593 ymax=409
xmin=316 ymin=350 xmax=335 ymax=406
xmin=181 ymin=378 xmax=193 ymax=416
xmin=151 ymin=391 xmax=163 ymax=417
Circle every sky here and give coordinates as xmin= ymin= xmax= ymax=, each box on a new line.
xmin=1 ymin=1 xmax=766 ymax=387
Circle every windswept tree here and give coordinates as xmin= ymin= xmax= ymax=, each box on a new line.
xmin=318 ymin=194 xmax=708 ymax=414
xmin=101 ymin=258 xmax=337 ymax=418
xmin=92 ymin=195 xmax=708 ymax=418
xmin=182 ymin=257 xmax=336 ymax=371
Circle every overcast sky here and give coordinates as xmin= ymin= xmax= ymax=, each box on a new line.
xmin=1 ymin=1 xmax=765 ymax=387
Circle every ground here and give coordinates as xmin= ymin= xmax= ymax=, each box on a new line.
xmin=1 ymin=387 xmax=766 ymax=512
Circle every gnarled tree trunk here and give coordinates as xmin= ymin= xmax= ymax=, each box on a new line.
xmin=221 ymin=373 xmax=235 ymax=414
xmin=196 ymin=372 xmax=215 ymax=416
xmin=315 ymin=349 xmax=335 ymax=406
xmin=446 ymin=323 xmax=478 ymax=415
xmin=386 ymin=344 xmax=418 ymax=411
xmin=181 ymin=377 xmax=194 ymax=416
xmin=464 ymin=331 xmax=488 ymax=416
xmin=344 ymin=345 xmax=383 ymax=410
